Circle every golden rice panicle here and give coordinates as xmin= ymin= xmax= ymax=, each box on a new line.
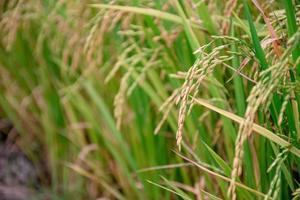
xmin=175 ymin=42 xmax=232 ymax=149
xmin=114 ymin=68 xmax=132 ymax=131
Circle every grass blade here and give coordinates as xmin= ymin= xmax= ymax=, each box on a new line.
xmin=192 ymin=97 xmax=300 ymax=157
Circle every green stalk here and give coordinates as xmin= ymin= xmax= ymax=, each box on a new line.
xmin=284 ymin=0 xmax=300 ymax=141
xmin=231 ymin=21 xmax=255 ymax=189
xmin=284 ymin=0 xmax=300 ymax=75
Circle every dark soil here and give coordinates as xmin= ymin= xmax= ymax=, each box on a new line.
xmin=0 ymin=119 xmax=38 ymax=200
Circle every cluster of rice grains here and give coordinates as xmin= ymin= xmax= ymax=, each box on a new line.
xmin=102 ymin=1 xmax=183 ymax=131
xmin=156 ymin=35 xmax=249 ymax=148
xmin=110 ymin=40 xmax=162 ymax=130
xmin=0 ymin=0 xmax=30 ymax=51
xmin=171 ymin=40 xmax=236 ymax=150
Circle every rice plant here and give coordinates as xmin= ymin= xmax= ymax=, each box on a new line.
xmin=0 ymin=0 xmax=300 ymax=199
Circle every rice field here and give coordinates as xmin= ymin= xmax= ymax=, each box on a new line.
xmin=0 ymin=0 xmax=300 ymax=199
